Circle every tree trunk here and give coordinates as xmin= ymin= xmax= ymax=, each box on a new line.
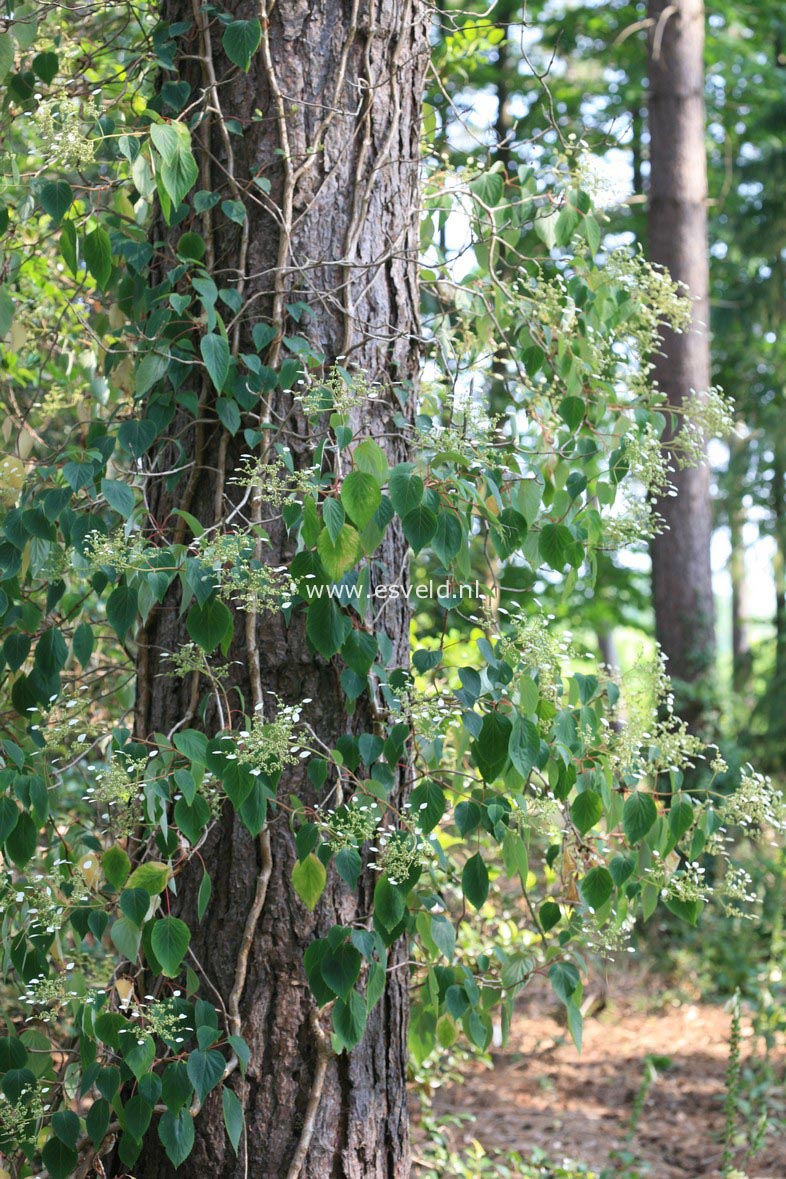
xmin=130 ymin=1 xmax=428 ymax=1175
xmin=647 ymin=0 xmax=715 ymax=723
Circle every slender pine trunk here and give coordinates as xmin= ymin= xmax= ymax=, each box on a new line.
xmin=647 ymin=0 xmax=716 ymax=725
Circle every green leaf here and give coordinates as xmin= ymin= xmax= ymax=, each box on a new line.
xmin=317 ymin=524 xmax=362 ymax=580
xmin=534 ymin=206 xmax=559 ymax=249
xmin=135 ymin=349 xmax=169 ymax=397
xmin=322 ymin=497 xmax=345 ymax=543
xmin=668 ymin=798 xmax=694 ymax=843
xmin=221 ymin=199 xmax=246 ymax=224
xmin=430 ymin=915 xmax=455 ymax=961
xmin=127 ymin=860 xmax=170 ymax=894
xmin=187 ymin=597 xmax=233 ymax=653
xmin=570 ymin=790 xmax=603 ymax=835
xmin=52 ymin=1109 xmax=80 ymax=1148
xmin=432 ymin=511 xmax=463 ymax=566
xmin=549 ymin=961 xmax=579 ymax=1004
xmin=124 ymin=1094 xmax=153 ymax=1141
xmin=102 ymin=478 xmax=135 ymax=518
xmin=41 ymin=1137 xmax=78 ymax=1179
xmin=32 ymin=50 xmax=58 ymax=83
xmin=0 ymin=797 xmax=18 ymax=844
xmin=200 ymin=332 xmax=230 ymax=393
xmin=580 ymin=866 xmax=613 ymax=911
xmin=623 ymin=792 xmax=658 ymax=844
xmin=340 ymin=472 xmax=381 ymax=529
xmin=197 ymin=868 xmax=212 ymax=920
xmin=291 ymin=853 xmax=326 ymax=912
xmin=508 ymin=715 xmax=539 ymax=778
xmin=151 ymin=123 xmax=198 ymax=208
xmin=222 ymin=1086 xmax=243 ymax=1154
xmin=374 ymin=874 xmax=405 ymax=930
xmin=4 ymin=633 xmax=30 ymax=672
xmin=158 ymin=1108 xmax=195 ymax=1168
xmin=86 ymin=1097 xmax=110 ymax=1147
xmin=103 ymin=845 xmax=130 ymax=889
xmin=321 ymin=941 xmax=361 ymax=1001
xmin=306 ymin=596 xmax=351 ymax=658
xmin=5 ymin=810 xmax=36 ymax=867
xmin=175 ymin=795 xmax=210 ymax=845
xmin=151 ymin=916 xmax=191 ymax=977
xmin=187 ymin=1049 xmax=225 ymax=1103
xmin=110 ymin=916 xmax=141 ymax=962
xmin=461 ymin=853 xmax=489 ymax=909
xmin=539 ymin=900 xmax=561 ymax=931
xmin=73 ymin=621 xmax=93 ymax=667
xmin=39 ymin=181 xmax=72 ymax=224
xmin=173 ymin=729 xmax=209 ymax=766
xmin=402 ymin=504 xmax=438 ymax=553
xmin=539 ymin=523 xmax=574 ymax=571
xmin=353 ymin=439 xmax=388 ymax=483
xmin=35 ymin=627 xmax=68 ymax=673
xmin=216 ymin=396 xmax=241 ymax=434
xmin=332 ymin=989 xmax=367 ymax=1052
xmin=664 ymin=895 xmax=701 ymax=926
xmin=0 ymin=33 xmax=15 ymax=81
xmin=119 ymin=887 xmax=150 ymax=927
xmin=409 ymin=779 xmax=445 ymax=833
xmin=83 ymin=226 xmax=112 ymax=289
xmin=472 ymin=712 xmax=512 ymax=783
xmin=106 ymin=582 xmax=138 ymax=639
xmin=389 ymin=464 xmax=423 ymax=515
xmin=162 ymin=1062 xmax=193 ymax=1112
xmin=222 ymin=19 xmax=262 ymax=71
xmin=227 ymin=1035 xmax=250 ymax=1077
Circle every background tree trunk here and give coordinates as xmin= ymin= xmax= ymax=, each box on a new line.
xmin=130 ymin=1 xmax=428 ymax=1175
xmin=647 ymin=0 xmax=716 ymax=725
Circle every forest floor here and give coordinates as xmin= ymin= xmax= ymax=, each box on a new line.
xmin=416 ymin=976 xmax=786 ymax=1178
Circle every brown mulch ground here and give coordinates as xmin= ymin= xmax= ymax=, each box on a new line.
xmin=418 ymin=982 xmax=786 ymax=1178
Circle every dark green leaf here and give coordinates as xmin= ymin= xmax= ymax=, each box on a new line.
xmin=222 ymin=19 xmax=262 ymax=70
xmin=151 ymin=916 xmax=190 ymax=977
xmin=200 ymin=333 xmax=230 ymax=393
xmin=461 ymin=853 xmax=489 ymax=909
xmin=623 ymin=792 xmax=657 ymax=844
xmin=187 ymin=1049 xmax=225 ymax=1103
xmin=158 ymin=1108 xmax=195 ymax=1168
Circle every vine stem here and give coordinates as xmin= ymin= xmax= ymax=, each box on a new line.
xmin=284 ymin=1010 xmax=331 ymax=1179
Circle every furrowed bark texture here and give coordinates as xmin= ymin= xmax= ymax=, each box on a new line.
xmin=647 ymin=0 xmax=716 ymax=711
xmin=128 ymin=1 xmax=428 ymax=1175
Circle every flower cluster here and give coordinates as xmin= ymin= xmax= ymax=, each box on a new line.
xmin=608 ymin=424 xmax=676 ymax=545
xmin=321 ymin=799 xmax=379 ymax=851
xmin=31 ymin=689 xmax=95 ymax=752
xmin=295 ymin=367 xmax=383 ymax=418
xmin=720 ymin=769 xmax=785 ymax=833
xmin=673 ymin=386 xmax=736 ymax=468
xmin=662 ymin=860 xmax=710 ymax=905
xmin=0 ymin=1085 xmax=45 ymax=1145
xmin=607 ymin=649 xmax=703 ymax=777
xmin=377 ymin=830 xmax=424 ymax=885
xmin=229 ymin=455 xmax=319 ymax=506
xmin=34 ymin=96 xmax=100 ymax=169
xmin=21 ymin=970 xmax=79 ymax=1022
xmin=85 ymin=754 xmax=147 ymax=837
xmin=85 ymin=528 xmax=151 ymax=574
xmin=234 ymin=696 xmax=306 ymax=776
xmin=497 ymin=611 xmax=570 ymax=706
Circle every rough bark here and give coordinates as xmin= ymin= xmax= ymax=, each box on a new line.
xmin=127 ymin=1 xmax=428 ymax=1175
xmin=647 ymin=0 xmax=716 ymax=719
